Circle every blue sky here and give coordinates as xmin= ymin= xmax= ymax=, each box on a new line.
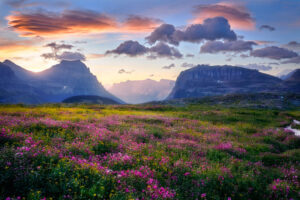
xmin=0 ymin=0 xmax=300 ymax=87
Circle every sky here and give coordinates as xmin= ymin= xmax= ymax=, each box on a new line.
xmin=0 ymin=0 xmax=300 ymax=88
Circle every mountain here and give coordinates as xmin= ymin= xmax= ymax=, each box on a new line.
xmin=285 ymin=69 xmax=300 ymax=82
xmin=62 ymin=95 xmax=120 ymax=104
xmin=109 ymin=79 xmax=175 ymax=104
xmin=0 ymin=62 xmax=42 ymax=104
xmin=35 ymin=60 xmax=124 ymax=103
xmin=3 ymin=59 xmax=37 ymax=81
xmin=0 ymin=60 xmax=124 ymax=104
xmin=278 ymin=69 xmax=299 ymax=80
xmin=281 ymin=69 xmax=300 ymax=93
xmin=167 ymin=65 xmax=283 ymax=99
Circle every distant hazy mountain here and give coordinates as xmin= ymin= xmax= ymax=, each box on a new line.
xmin=109 ymin=79 xmax=175 ymax=104
xmin=63 ymin=95 xmax=120 ymax=104
xmin=0 ymin=60 xmax=124 ymax=104
xmin=167 ymin=65 xmax=293 ymax=99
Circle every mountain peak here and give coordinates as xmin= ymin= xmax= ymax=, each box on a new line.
xmin=3 ymin=59 xmax=15 ymax=65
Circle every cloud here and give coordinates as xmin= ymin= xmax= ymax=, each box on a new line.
xmin=146 ymin=17 xmax=237 ymax=45
xmin=162 ymin=63 xmax=175 ymax=69
xmin=41 ymin=41 xmax=85 ymax=61
xmin=87 ymin=53 xmax=105 ymax=59
xmin=5 ymin=0 xmax=27 ymax=7
xmin=241 ymin=64 xmax=272 ymax=71
xmin=56 ymin=51 xmax=86 ymax=61
xmin=106 ymin=40 xmax=182 ymax=59
xmin=41 ymin=51 xmax=86 ymax=61
xmin=7 ymin=9 xmax=118 ymax=37
xmin=44 ymin=42 xmax=73 ymax=54
xmin=181 ymin=63 xmax=195 ymax=68
xmin=250 ymin=46 xmax=298 ymax=60
xmin=118 ymin=69 xmax=134 ymax=74
xmin=253 ymin=40 xmax=274 ymax=45
xmin=145 ymin=24 xmax=178 ymax=45
xmin=282 ymin=41 xmax=300 ymax=51
xmin=149 ymin=42 xmax=183 ymax=59
xmin=192 ymin=2 xmax=255 ymax=30
xmin=186 ymin=54 xmax=195 ymax=57
xmin=105 ymin=40 xmax=148 ymax=57
xmin=259 ymin=25 xmax=275 ymax=31
xmin=122 ymin=15 xmax=162 ymax=32
xmin=281 ymin=56 xmax=300 ymax=64
xmin=7 ymin=9 xmax=163 ymax=37
xmin=200 ymin=40 xmax=257 ymax=53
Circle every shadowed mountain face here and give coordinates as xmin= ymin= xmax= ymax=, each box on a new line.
xmin=285 ymin=69 xmax=300 ymax=82
xmin=1 ymin=60 xmax=123 ymax=104
xmin=167 ymin=65 xmax=299 ymax=99
xmin=281 ymin=69 xmax=300 ymax=93
xmin=0 ymin=63 xmax=43 ymax=104
xmin=109 ymin=79 xmax=175 ymax=104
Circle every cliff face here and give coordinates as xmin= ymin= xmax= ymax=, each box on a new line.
xmin=167 ymin=65 xmax=283 ymax=99
xmin=36 ymin=60 xmax=122 ymax=102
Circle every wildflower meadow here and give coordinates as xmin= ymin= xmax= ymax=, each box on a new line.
xmin=0 ymin=104 xmax=299 ymax=199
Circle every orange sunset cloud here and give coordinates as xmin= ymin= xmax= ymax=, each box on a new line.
xmin=192 ymin=2 xmax=255 ymax=30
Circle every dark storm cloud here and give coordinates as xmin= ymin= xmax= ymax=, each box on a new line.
xmin=250 ymin=46 xmax=298 ymax=60
xmin=200 ymin=40 xmax=257 ymax=53
xmin=259 ymin=25 xmax=275 ymax=31
xmin=146 ymin=17 xmax=237 ymax=46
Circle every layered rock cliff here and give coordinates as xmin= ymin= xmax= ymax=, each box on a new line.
xmin=167 ymin=65 xmax=283 ymax=99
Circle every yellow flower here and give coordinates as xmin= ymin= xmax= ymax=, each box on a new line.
xmin=93 ymin=194 xmax=96 ymax=197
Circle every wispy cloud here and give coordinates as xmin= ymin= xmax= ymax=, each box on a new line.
xmin=162 ymin=63 xmax=175 ymax=69
xmin=118 ymin=69 xmax=134 ymax=74
xmin=6 ymin=10 xmax=162 ymax=37
xmin=259 ymin=25 xmax=275 ymax=31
